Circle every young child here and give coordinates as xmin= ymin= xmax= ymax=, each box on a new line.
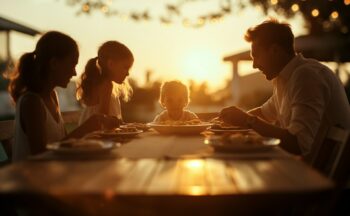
xmin=153 ymin=80 xmax=198 ymax=123
xmin=77 ymin=41 xmax=133 ymax=125
xmin=8 ymin=31 xmax=116 ymax=161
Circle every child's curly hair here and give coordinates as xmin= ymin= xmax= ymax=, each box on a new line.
xmin=159 ymin=80 xmax=190 ymax=107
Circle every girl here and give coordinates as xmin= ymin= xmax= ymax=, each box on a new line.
xmin=8 ymin=31 xmax=116 ymax=161
xmin=153 ymin=80 xmax=198 ymax=123
xmin=77 ymin=41 xmax=133 ymax=125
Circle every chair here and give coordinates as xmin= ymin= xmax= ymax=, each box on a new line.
xmin=310 ymin=126 xmax=350 ymax=215
xmin=291 ymin=126 xmax=350 ymax=215
xmin=0 ymin=120 xmax=15 ymax=166
xmin=327 ymin=128 xmax=350 ymax=185
xmin=312 ymin=126 xmax=350 ymax=184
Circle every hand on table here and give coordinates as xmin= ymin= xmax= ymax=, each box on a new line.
xmin=84 ymin=114 xmax=122 ymax=131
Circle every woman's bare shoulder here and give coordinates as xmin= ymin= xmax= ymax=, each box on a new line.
xmin=19 ymin=93 xmax=46 ymax=131
xmin=20 ymin=93 xmax=46 ymax=116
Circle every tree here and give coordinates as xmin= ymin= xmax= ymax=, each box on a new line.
xmin=64 ymin=0 xmax=235 ymax=28
xmin=63 ymin=0 xmax=350 ymax=34
xmin=248 ymin=0 xmax=350 ymax=35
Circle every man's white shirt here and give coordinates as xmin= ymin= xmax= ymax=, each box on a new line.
xmin=261 ymin=54 xmax=350 ymax=160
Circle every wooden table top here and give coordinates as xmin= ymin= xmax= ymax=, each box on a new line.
xmin=0 ymin=131 xmax=334 ymax=215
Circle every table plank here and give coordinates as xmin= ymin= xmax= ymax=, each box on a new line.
xmin=270 ymin=160 xmax=333 ymax=191
xmin=176 ymin=159 xmax=209 ymax=195
xmin=226 ymin=160 xmax=333 ymax=193
xmin=116 ymin=136 xmax=176 ymax=159
xmin=80 ymin=159 xmax=135 ymax=192
xmin=116 ymin=131 xmax=294 ymax=160
xmin=116 ymin=159 xmax=158 ymax=193
xmin=205 ymin=159 xmax=238 ymax=195
xmin=146 ymin=160 xmax=179 ymax=194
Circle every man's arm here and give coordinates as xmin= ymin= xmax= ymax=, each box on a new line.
xmin=249 ymin=115 xmax=301 ymax=154
xmin=247 ymin=107 xmax=270 ymax=122
xmin=220 ymin=106 xmax=301 ymax=155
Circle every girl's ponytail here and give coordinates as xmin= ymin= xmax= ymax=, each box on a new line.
xmin=8 ymin=52 xmax=37 ymax=102
xmin=76 ymin=57 xmax=103 ymax=105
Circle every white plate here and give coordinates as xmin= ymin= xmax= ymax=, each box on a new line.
xmin=47 ymin=139 xmax=115 ymax=155
xmin=147 ymin=122 xmax=212 ymax=135
xmin=95 ymin=130 xmax=143 ymax=138
xmin=209 ymin=136 xmax=280 ymax=152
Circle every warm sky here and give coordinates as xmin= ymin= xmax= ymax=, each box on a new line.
xmin=0 ymin=0 xmax=306 ymax=91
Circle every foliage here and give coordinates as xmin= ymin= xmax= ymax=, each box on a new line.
xmin=249 ymin=0 xmax=350 ymax=35
xmin=64 ymin=0 xmax=239 ymax=28
xmin=63 ymin=0 xmax=350 ymax=34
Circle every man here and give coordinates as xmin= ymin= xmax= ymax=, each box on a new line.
xmin=220 ymin=19 xmax=350 ymax=162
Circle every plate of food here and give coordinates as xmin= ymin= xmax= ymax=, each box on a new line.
xmin=98 ymin=127 xmax=143 ymax=138
xmin=123 ymin=123 xmax=151 ymax=132
xmin=209 ymin=134 xmax=280 ymax=152
xmin=148 ymin=119 xmax=212 ymax=135
xmin=47 ymin=139 xmax=115 ymax=154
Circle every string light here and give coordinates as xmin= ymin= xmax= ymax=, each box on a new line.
xmin=270 ymin=0 xmax=278 ymax=5
xmin=291 ymin=4 xmax=299 ymax=12
xmin=101 ymin=5 xmax=109 ymax=13
xmin=345 ymin=0 xmax=350 ymax=5
xmin=197 ymin=18 xmax=205 ymax=25
xmin=311 ymin=9 xmax=319 ymax=17
xmin=82 ymin=4 xmax=90 ymax=12
xmin=330 ymin=11 xmax=339 ymax=19
xmin=210 ymin=17 xmax=221 ymax=23
xmin=182 ymin=19 xmax=190 ymax=27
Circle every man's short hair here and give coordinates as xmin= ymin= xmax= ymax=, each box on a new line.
xmin=245 ymin=18 xmax=295 ymax=54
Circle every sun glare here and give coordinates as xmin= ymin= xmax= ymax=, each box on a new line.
xmin=181 ymin=50 xmax=223 ymax=85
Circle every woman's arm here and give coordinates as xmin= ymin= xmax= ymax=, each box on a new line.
xmin=64 ymin=114 xmax=121 ymax=139
xmin=20 ymin=94 xmax=47 ymax=154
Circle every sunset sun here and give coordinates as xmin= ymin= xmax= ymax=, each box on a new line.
xmin=181 ymin=49 xmax=223 ymax=86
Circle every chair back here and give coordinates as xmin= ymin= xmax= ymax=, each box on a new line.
xmin=313 ymin=125 xmax=350 ymax=185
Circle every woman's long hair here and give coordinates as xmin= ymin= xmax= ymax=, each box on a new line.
xmin=7 ymin=31 xmax=78 ymax=102
xmin=76 ymin=41 xmax=133 ymax=106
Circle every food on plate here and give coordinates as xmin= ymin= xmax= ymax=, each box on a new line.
xmin=221 ymin=134 xmax=263 ymax=145
xmin=124 ymin=123 xmax=150 ymax=131
xmin=148 ymin=119 xmax=211 ymax=135
xmin=156 ymin=118 xmax=203 ymax=126
xmin=209 ymin=118 xmax=248 ymax=130
xmin=210 ymin=124 xmax=247 ymax=130
xmin=118 ymin=126 xmax=139 ymax=133
xmin=58 ymin=139 xmax=105 ymax=149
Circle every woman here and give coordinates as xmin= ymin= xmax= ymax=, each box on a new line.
xmin=8 ymin=31 xmax=118 ymax=161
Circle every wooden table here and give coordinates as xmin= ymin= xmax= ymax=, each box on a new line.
xmin=0 ymin=131 xmax=334 ymax=215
